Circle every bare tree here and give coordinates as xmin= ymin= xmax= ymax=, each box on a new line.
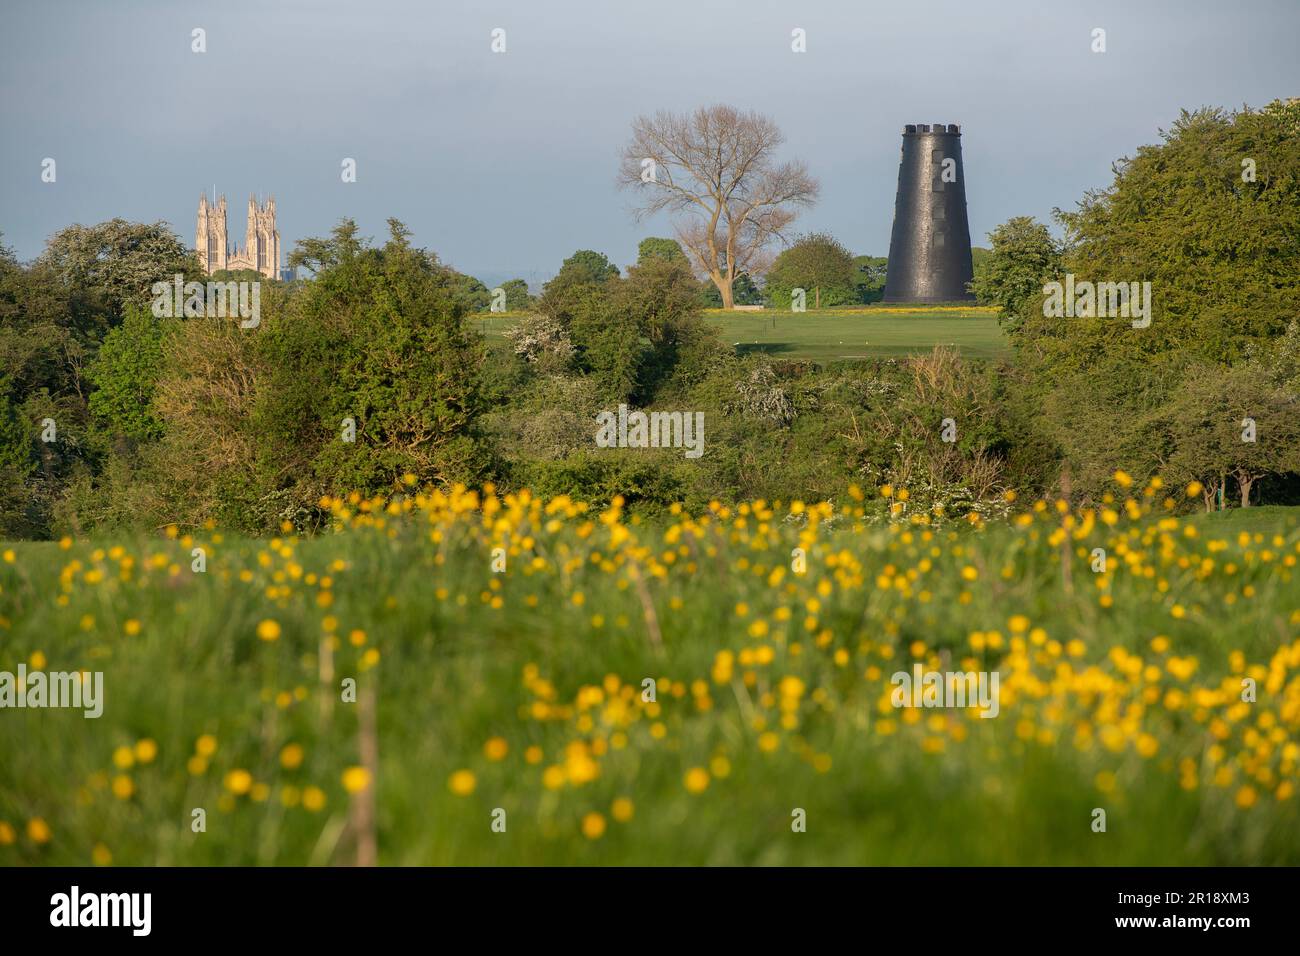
xmin=619 ymin=105 xmax=819 ymax=309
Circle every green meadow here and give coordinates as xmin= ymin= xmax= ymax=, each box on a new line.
xmin=478 ymin=308 xmax=1010 ymax=363
xmin=2 ymin=493 xmax=1296 ymax=865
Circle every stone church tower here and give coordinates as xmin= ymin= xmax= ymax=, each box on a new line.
xmin=196 ymin=194 xmax=281 ymax=279
xmin=195 ymin=194 xmax=228 ymax=273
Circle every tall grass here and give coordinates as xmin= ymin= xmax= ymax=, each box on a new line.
xmin=1 ymin=488 xmax=1297 ymax=864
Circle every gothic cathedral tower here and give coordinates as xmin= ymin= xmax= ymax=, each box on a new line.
xmin=195 ymin=193 xmax=228 ymax=273
xmin=196 ymin=194 xmax=281 ymax=279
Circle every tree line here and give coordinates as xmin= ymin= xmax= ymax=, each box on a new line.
xmin=1 ymin=99 xmax=1296 ymax=536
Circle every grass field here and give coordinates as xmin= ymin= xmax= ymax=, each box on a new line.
xmin=477 ymin=307 xmax=1010 ymax=363
xmin=2 ymin=488 xmax=1298 ymax=865
xmin=1190 ymin=504 xmax=1300 ymax=535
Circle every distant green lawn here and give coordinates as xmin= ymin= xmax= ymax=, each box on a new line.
xmin=476 ymin=308 xmax=1010 ymax=363
xmin=1188 ymin=503 xmax=1300 ymax=535
xmin=705 ymin=309 xmax=1008 ymax=362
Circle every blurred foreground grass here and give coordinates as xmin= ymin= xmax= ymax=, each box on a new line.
xmin=1 ymin=487 xmax=1298 ymax=865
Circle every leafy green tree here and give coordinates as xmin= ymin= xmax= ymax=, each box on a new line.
xmin=0 ymin=375 xmax=37 ymax=537
xmin=615 ymin=259 xmax=702 ymax=349
xmin=536 ymin=250 xmax=624 ymax=331
xmin=0 ymin=403 xmax=28 ymax=481
xmin=1034 ymin=351 xmax=1187 ymax=496
xmin=639 ymin=238 xmax=761 ymax=308
xmin=969 ymin=218 xmax=1061 ymax=326
xmin=1247 ymin=319 xmax=1300 ymax=393
xmin=87 ymin=306 xmax=170 ymax=445
xmin=144 ymin=218 xmax=491 ymax=530
xmin=147 ymin=306 xmax=262 ymax=529
xmin=1040 ymin=101 xmax=1300 ymax=364
xmin=500 ymin=278 xmax=533 ymax=311
xmin=207 ymin=268 xmax=267 ymax=286
xmin=637 ymin=237 xmax=689 ymax=266
xmin=288 ymin=218 xmax=364 ymax=272
xmin=1166 ymin=359 xmax=1300 ymax=509
xmin=0 ymin=232 xmax=103 ymax=535
xmin=698 ymin=272 xmax=762 ymax=307
xmin=851 ymin=255 xmax=888 ymax=304
xmin=562 ymin=283 xmax=643 ymax=404
xmin=732 ymin=273 xmax=763 ymax=306
xmin=969 ymin=247 xmax=991 ymax=302
xmin=39 ymin=219 xmax=197 ymax=318
xmin=253 ymin=219 xmax=491 ymax=514
xmin=545 ymin=250 xmax=620 ymax=295
xmin=0 ymin=373 xmax=33 ymax=480
xmin=443 ymin=272 xmax=492 ymax=312
xmin=764 ymin=233 xmax=856 ymax=309
xmin=530 ymin=256 xmax=726 ymax=406
xmin=1006 ymin=101 xmax=1300 ymax=504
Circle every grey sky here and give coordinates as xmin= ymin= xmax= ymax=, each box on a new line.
xmin=2 ymin=0 xmax=1296 ymax=285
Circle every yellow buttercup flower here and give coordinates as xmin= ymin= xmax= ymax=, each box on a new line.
xmin=280 ymin=743 xmax=304 ymax=770
xmin=224 ymin=769 xmax=253 ymax=795
xmin=134 ymin=739 xmax=158 ymax=764
xmin=542 ymin=765 xmax=566 ymax=790
xmin=683 ymin=767 xmax=710 ymax=793
xmin=581 ymin=812 xmax=606 ymax=840
xmin=448 ymin=769 xmax=476 ymax=796
xmin=27 ymin=818 xmax=52 ymax=844
xmin=341 ymin=766 xmax=372 ymax=793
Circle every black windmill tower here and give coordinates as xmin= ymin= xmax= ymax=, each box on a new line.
xmin=882 ymin=123 xmax=975 ymax=303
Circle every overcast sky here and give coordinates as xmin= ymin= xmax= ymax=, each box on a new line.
xmin=2 ymin=0 xmax=1296 ymax=286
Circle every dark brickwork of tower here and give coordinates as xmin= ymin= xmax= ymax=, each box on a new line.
xmin=883 ymin=123 xmax=975 ymax=303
